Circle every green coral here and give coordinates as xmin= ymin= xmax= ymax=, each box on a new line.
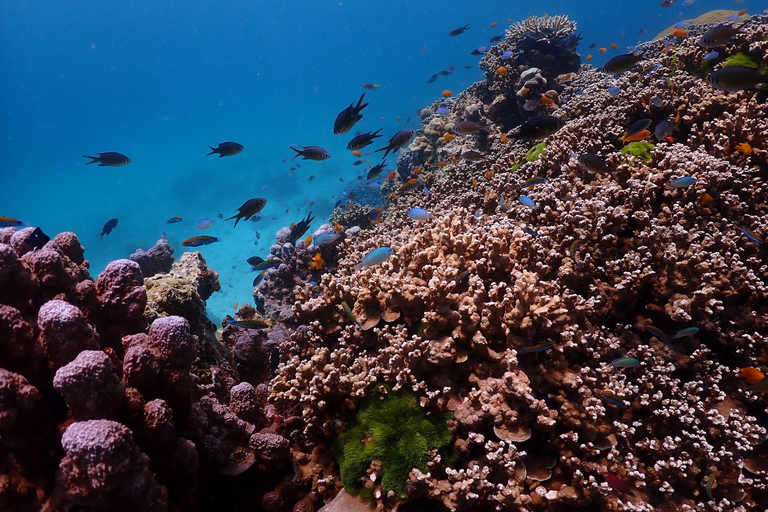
xmin=621 ymin=141 xmax=655 ymax=165
xmin=335 ymin=389 xmax=454 ymax=501
xmin=525 ymin=142 xmax=547 ymax=162
xmin=722 ymin=52 xmax=759 ymax=69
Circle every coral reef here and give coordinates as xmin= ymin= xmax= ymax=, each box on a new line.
xmin=130 ymin=237 xmax=174 ymax=278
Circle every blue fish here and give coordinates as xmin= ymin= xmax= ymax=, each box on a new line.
xmin=675 ymin=21 xmax=691 ymax=29
xmin=254 ymin=230 xmax=261 ymax=239
xmin=368 ymin=181 xmax=381 ymax=188
xmin=353 ymin=247 xmax=394 ymax=270
xmin=520 ymin=342 xmax=553 ymax=353
xmin=519 ymin=195 xmax=537 ymax=209
xmin=608 ymin=86 xmax=621 ymax=96
xmin=741 ymin=226 xmax=763 ymax=244
xmin=501 ymin=50 xmax=514 ymax=59
xmin=670 ymin=176 xmax=696 ymax=188
xmin=646 ymin=325 xmax=672 ymax=346
xmin=611 ymin=357 xmax=640 ymax=368
xmin=523 ymin=227 xmax=537 ymax=236
xmin=671 ymin=327 xmax=699 ymax=339
xmin=702 ymin=51 xmax=719 ymax=61
xmin=407 ymin=208 xmax=433 ymax=220
xmin=436 ymin=107 xmax=450 ymax=115
xmin=600 ymin=393 xmax=629 ymax=408
xmin=313 ymin=232 xmax=341 ymax=245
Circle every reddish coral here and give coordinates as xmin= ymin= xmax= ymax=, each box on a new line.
xmin=53 ymin=350 xmax=125 ymax=420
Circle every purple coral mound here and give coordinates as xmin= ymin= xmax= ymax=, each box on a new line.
xmin=130 ymin=237 xmax=174 ymax=277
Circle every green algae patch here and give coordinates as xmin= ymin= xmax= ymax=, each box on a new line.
xmin=335 ymin=389 xmax=454 ymax=502
xmin=621 ymin=141 xmax=655 ymax=165
xmin=722 ymin=52 xmax=759 ymax=69
xmin=526 ymin=142 xmax=547 ymax=162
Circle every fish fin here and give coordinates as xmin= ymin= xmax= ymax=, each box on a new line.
xmin=206 ymin=145 xmax=217 ymax=156
xmin=290 ymin=147 xmax=302 ymax=159
xmin=82 ymin=155 xmax=99 ymax=165
xmin=356 ymin=93 xmax=367 ymax=111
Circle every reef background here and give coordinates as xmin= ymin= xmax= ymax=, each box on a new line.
xmin=0 ymin=0 xmax=736 ymax=323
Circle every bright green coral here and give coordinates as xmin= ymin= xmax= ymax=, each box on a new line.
xmin=722 ymin=52 xmax=759 ymax=69
xmin=620 ymin=141 xmax=655 ymax=165
xmin=335 ymin=389 xmax=453 ymax=502
xmin=525 ymin=142 xmax=547 ymax=162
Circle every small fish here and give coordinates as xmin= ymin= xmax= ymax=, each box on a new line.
xmin=314 ymin=232 xmax=341 ymax=246
xmin=518 ymin=115 xmax=564 ymax=140
xmin=470 ymin=47 xmax=486 ymax=56
xmin=252 ymin=270 xmax=266 ymax=287
xmin=611 ymin=357 xmax=640 ymax=368
xmin=309 ymin=252 xmax=325 ymax=270
xmin=368 ymin=208 xmax=383 ymax=224
xmin=352 ymin=159 xmax=366 ymax=166
xmin=738 ymin=367 xmax=765 ymax=385
xmin=448 ymin=24 xmax=470 ymax=37
xmin=435 ymin=107 xmax=450 ymax=115
xmin=520 ymin=342 xmax=553 ymax=353
xmin=675 ymin=21 xmax=690 ymax=29
xmin=226 ymin=198 xmax=267 ymax=228
xmin=461 ymin=150 xmax=484 ymax=161
xmin=707 ymin=66 xmax=767 ymax=93
xmin=291 ymin=145 xmax=331 ymax=161
xmin=646 ymin=325 xmax=671 ymax=346
xmin=735 ymin=142 xmax=752 ymax=155
xmin=289 ymin=211 xmax=315 ymax=242
xmin=671 ymin=327 xmax=699 ymax=339
xmin=620 ymin=118 xmax=653 ymax=142
xmin=347 ymin=128 xmax=383 ymax=150
xmin=603 ymin=52 xmax=645 ymax=75
xmin=334 ymin=93 xmax=368 ymax=134
xmin=375 ymin=130 xmax=415 ymax=159
xmin=671 ymin=28 xmax=687 ymax=38
xmin=247 ymin=256 xmax=283 ymax=271
xmin=0 ymin=215 xmax=23 ymax=227
xmin=368 ymin=181 xmax=381 ymax=188
xmin=654 ymin=120 xmax=678 ymax=141
xmin=385 ymin=170 xmax=397 ymax=181
xmin=341 ymin=301 xmax=362 ymax=328
xmin=427 ymin=74 xmax=438 ymax=83
xmin=501 ymin=50 xmax=514 ymax=59
xmin=489 ymin=35 xmax=502 ymax=43
xmin=197 ymin=218 xmax=214 ymax=229
xmin=361 ymin=83 xmax=380 ymax=89
xmin=650 ymin=96 xmax=663 ymax=107
xmin=407 ymin=208 xmax=432 ymax=220
xmin=353 ymin=247 xmax=394 ymax=270
xmin=522 ymin=176 xmax=546 ymax=189
xmin=83 ymin=152 xmax=131 ymax=167
xmin=227 ymin=318 xmax=271 ymax=329
xmin=181 ymin=235 xmax=219 ymax=247
xmin=167 ymin=216 xmax=183 ymax=224
xmin=308 ymin=175 xmax=316 ymax=181
xmin=98 ymin=218 xmax=118 ymax=239
xmin=206 ymin=142 xmax=243 ymax=157
xmin=705 ymin=473 xmax=717 ymax=501
xmin=600 ymin=392 xmax=629 ymax=409
xmin=599 ymin=47 xmax=607 ymax=53
xmin=699 ymin=24 xmax=739 ymax=48
xmin=442 ymin=89 xmax=453 ymax=97
xmin=702 ymin=51 xmax=719 ymax=61
xmin=578 ymin=153 xmax=616 ymax=176
xmin=254 ymin=230 xmax=260 ymax=240
xmin=602 ymin=472 xmax=632 ymax=492
xmin=741 ymin=226 xmax=763 ymax=244
xmin=519 ymin=195 xmax=537 ymax=209
xmin=523 ymin=99 xmax=540 ymax=111
xmin=495 ymin=66 xmax=508 ymax=75
xmin=670 ymin=176 xmax=696 ymax=188
xmin=608 ymin=86 xmax=621 ymax=96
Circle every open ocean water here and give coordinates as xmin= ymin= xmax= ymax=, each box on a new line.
xmin=0 ymin=0 xmax=747 ymax=323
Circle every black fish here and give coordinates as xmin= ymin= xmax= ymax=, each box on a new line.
xmin=427 ymin=74 xmax=438 ymax=83
xmin=206 ymin=141 xmax=243 ymax=157
xmin=226 ymin=198 xmax=267 ymax=228
xmin=28 ymin=227 xmax=50 ymax=250
xmin=291 ymin=145 xmax=330 ymax=161
xmin=699 ymin=24 xmax=739 ymax=48
xmin=589 ymin=42 xmax=596 ymax=48
xmin=460 ymin=150 xmax=484 ymax=161
xmin=707 ymin=66 xmax=767 ymax=93
xmin=489 ymin=35 xmax=503 ymax=43
xmin=437 ymin=70 xmax=451 ymax=76
xmin=518 ymin=115 xmax=564 ymax=140
xmin=98 ymin=218 xmax=118 ymax=239
xmin=289 ymin=211 xmax=314 ymax=243
xmin=374 ymin=129 xmax=415 ymax=160
xmin=577 ymin=153 xmax=616 ymax=176
xmin=603 ymin=52 xmax=644 ymax=75
xmin=448 ymin=24 xmax=470 ymax=37
xmin=347 ymin=128 xmax=383 ymax=150
xmin=83 ymin=152 xmax=131 ymax=167
xmin=367 ymin=162 xmax=387 ymax=180
xmin=334 ymin=93 xmax=368 ymax=134
xmin=621 ymin=118 xmax=653 ymax=141
xmin=352 ymin=159 xmax=365 ymax=166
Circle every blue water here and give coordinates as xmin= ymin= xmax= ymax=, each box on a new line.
xmin=0 ymin=0 xmax=744 ymax=322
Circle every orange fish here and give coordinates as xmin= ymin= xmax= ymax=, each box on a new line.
xmin=233 ymin=302 xmax=239 ymax=309
xmin=561 ymin=73 xmax=572 ymax=81
xmin=437 ymin=161 xmax=449 ymax=167
xmin=397 ymin=117 xmax=402 ymax=122
xmin=507 ymin=18 xmax=511 ymax=22
xmin=334 ymin=222 xmax=343 ymax=233
xmin=735 ymin=142 xmax=752 ymax=155
xmin=672 ymin=28 xmax=687 ymax=38
xmin=443 ymin=133 xmax=454 ymax=142
xmin=485 ymin=170 xmax=492 ymax=179
xmin=385 ymin=170 xmax=397 ymax=181
xmin=540 ymin=94 xmax=554 ymax=105
xmin=352 ymin=150 xmax=363 ymax=157
xmin=500 ymin=133 xmax=509 ymax=144
xmin=620 ymin=129 xmax=651 ymax=143
xmin=738 ymin=9 xmax=747 ymax=15
xmin=675 ymin=111 xmax=682 ymax=124
xmin=520 ymin=87 xmax=530 ymax=96
xmin=471 ymin=179 xmax=478 ymax=186
xmin=305 ymin=234 xmax=313 ymax=246
xmin=442 ymin=90 xmax=452 ymax=98
xmin=700 ymin=193 xmax=714 ymax=204
xmin=598 ymin=47 xmax=607 ymax=53
xmin=640 ymin=97 xmax=648 ymax=106
xmin=491 ymin=22 xmax=497 ymax=27
xmin=412 ymin=167 xmax=422 ymax=175
xmin=451 ymin=155 xmax=458 ymax=164
xmin=309 ymin=253 xmax=325 ymax=270
xmin=610 ymin=43 xmax=618 ymax=49
xmin=586 ymin=54 xmax=592 ymax=61
xmin=739 ymin=367 xmax=765 ymax=385
xmin=391 ymin=192 xmax=398 ymax=199
xmin=496 ymin=66 xmax=508 ymax=75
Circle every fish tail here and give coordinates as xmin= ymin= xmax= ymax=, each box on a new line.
xmin=206 ymin=145 xmax=217 ymax=156
xmin=290 ymin=147 xmax=302 ymax=159
xmin=82 ymin=155 xmax=99 ymax=165
xmin=356 ymin=93 xmax=368 ymax=111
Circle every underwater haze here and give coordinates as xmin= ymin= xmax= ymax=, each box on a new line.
xmin=0 ymin=0 xmax=745 ymax=322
